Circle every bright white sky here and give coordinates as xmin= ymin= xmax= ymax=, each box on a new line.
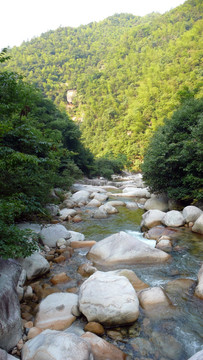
xmin=1 ymin=0 xmax=185 ymax=50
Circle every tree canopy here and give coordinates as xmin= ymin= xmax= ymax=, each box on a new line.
xmin=141 ymin=97 xmax=203 ymax=202
xmin=2 ymin=0 xmax=203 ymax=169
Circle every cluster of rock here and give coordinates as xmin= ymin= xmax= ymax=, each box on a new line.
xmin=0 ymin=173 xmax=203 ymax=360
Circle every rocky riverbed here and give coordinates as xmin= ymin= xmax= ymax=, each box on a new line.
xmin=0 ymin=174 xmax=203 ymax=360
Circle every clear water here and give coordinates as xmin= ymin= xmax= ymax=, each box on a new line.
xmin=55 ymin=195 xmax=203 ymax=359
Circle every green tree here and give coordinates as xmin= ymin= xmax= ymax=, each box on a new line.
xmin=141 ymin=97 xmax=203 ymax=202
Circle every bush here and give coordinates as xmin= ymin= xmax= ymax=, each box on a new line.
xmin=90 ymin=153 xmax=127 ymax=179
xmin=141 ymin=98 xmax=203 ymax=202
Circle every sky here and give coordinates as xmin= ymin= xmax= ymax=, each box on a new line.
xmin=1 ymin=0 xmax=186 ymax=50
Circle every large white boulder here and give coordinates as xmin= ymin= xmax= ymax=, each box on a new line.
xmin=40 ymin=224 xmax=71 ymax=247
xmin=59 ymin=208 xmax=77 ymax=220
xmin=34 ymin=293 xmax=78 ymax=330
xmin=141 ymin=210 xmax=166 ymax=231
xmin=71 ymin=190 xmax=90 ymax=205
xmin=182 ymin=206 xmax=202 ymax=223
xmin=162 ymin=210 xmax=185 ymax=227
xmin=194 ymin=264 xmax=203 ymax=299
xmin=79 ymin=271 xmax=139 ymax=326
xmin=144 ymin=194 xmax=169 ymax=212
xmin=99 ymin=203 xmax=118 ymax=214
xmin=18 ymin=252 xmax=50 ymax=280
xmin=138 ymin=287 xmax=171 ymax=310
xmin=87 ymin=232 xmax=170 ymax=266
xmin=68 ymin=231 xmax=85 ymax=242
xmin=87 ymin=199 xmax=101 ymax=207
xmin=22 ymin=330 xmax=93 ymax=360
xmin=92 ymin=192 xmax=109 ymax=202
xmin=192 ymin=214 xmax=203 ymax=235
xmin=122 ymin=187 xmax=151 ymax=198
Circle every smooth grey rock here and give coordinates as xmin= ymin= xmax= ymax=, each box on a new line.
xmin=99 ymin=203 xmax=118 ymax=214
xmin=122 ymin=187 xmax=151 ymax=198
xmin=141 ymin=210 xmax=166 ymax=231
xmin=91 ymin=208 xmax=108 ymax=219
xmin=0 ymin=259 xmax=22 ymax=351
xmin=34 ymin=293 xmax=78 ymax=330
xmin=183 ymin=206 xmax=202 ymax=223
xmin=144 ymin=194 xmax=169 ymax=212
xmin=40 ymin=224 xmax=71 ymax=247
xmin=22 ymin=330 xmax=93 ymax=360
xmin=18 ymin=252 xmax=50 ymax=280
xmin=17 ymin=222 xmax=42 ymax=234
xmin=162 ymin=210 xmax=185 ymax=227
xmin=45 ymin=204 xmax=60 ymax=216
xmin=59 ymin=208 xmax=77 ymax=220
xmin=68 ymin=231 xmax=85 ymax=242
xmin=87 ymin=199 xmax=101 ymax=207
xmin=0 ymin=349 xmax=18 ymax=360
xmin=192 ymin=214 xmax=203 ymax=235
xmin=87 ymin=231 xmax=170 ymax=266
xmin=71 ymin=190 xmax=90 ymax=205
xmin=79 ymin=271 xmax=139 ymax=326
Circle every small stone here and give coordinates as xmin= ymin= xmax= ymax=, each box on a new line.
xmin=78 ymin=263 xmax=97 ymax=277
xmin=70 ymin=240 xmax=96 ymax=249
xmin=71 ymin=304 xmax=81 ymax=317
xmin=73 ymin=215 xmax=82 ymax=223
xmin=51 ymin=272 xmax=71 ymax=285
xmin=84 ymin=322 xmax=105 ymax=335
xmin=27 ymin=327 xmax=42 ymax=339
xmin=17 ymin=339 xmax=23 ymax=350
xmin=24 ymin=286 xmax=33 ymax=299
xmin=53 ymin=255 xmax=66 ymax=263
xmin=56 ymin=238 xmax=66 ymax=247
xmin=24 ymin=321 xmax=33 ymax=329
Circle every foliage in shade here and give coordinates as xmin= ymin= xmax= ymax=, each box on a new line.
xmin=141 ymin=97 xmax=203 ymax=202
xmin=2 ymin=0 xmax=203 ymax=168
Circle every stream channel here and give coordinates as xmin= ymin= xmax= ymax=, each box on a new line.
xmin=44 ymin=185 xmax=203 ymax=360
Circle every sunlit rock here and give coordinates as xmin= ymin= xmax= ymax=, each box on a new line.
xmin=79 ymin=270 xmax=139 ymax=326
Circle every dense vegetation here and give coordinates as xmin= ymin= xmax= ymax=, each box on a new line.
xmin=2 ymin=0 xmax=203 ymax=169
xmin=142 ymin=96 xmax=203 ymax=202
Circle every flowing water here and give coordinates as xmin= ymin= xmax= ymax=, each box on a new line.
xmin=51 ymin=191 xmax=203 ymax=360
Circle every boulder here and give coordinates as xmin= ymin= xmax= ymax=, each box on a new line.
xmin=144 ymin=194 xmax=169 ymax=212
xmin=165 ymin=279 xmax=195 ymax=296
xmin=45 ymin=204 xmax=60 ymax=216
xmin=82 ymin=332 xmax=126 ymax=360
xmin=34 ymin=292 xmax=78 ymax=330
xmin=68 ymin=231 xmax=85 ymax=242
xmin=87 ymin=199 xmax=101 ymax=207
xmin=0 ymin=349 xmax=18 ymax=360
xmin=162 ymin=210 xmax=185 ymax=227
xmin=106 ymin=200 xmax=125 ymax=207
xmin=79 ymin=271 xmax=139 ymax=326
xmin=22 ymin=330 xmax=93 ymax=360
xmin=0 ymin=259 xmax=22 ymax=352
xmin=138 ymin=287 xmax=171 ymax=310
xmin=141 ymin=210 xmax=166 ymax=231
xmin=144 ymin=226 xmax=177 ymax=241
xmin=192 ymin=214 xmax=203 ymax=235
xmin=110 ymin=269 xmax=149 ymax=291
xmin=151 ymin=331 xmax=183 ymax=360
xmin=87 ymin=232 xmax=170 ymax=266
xmin=17 ymin=222 xmax=42 ymax=234
xmin=122 ymin=187 xmax=151 ymax=198
xmin=156 ymin=239 xmax=172 ymax=252
xmin=183 ymin=206 xmax=202 ymax=223
xmin=187 ymin=350 xmax=203 ymax=360
xmin=59 ymin=208 xmax=77 ymax=220
xmin=93 ymin=193 xmax=109 ymax=202
xmin=71 ymin=190 xmax=90 ymax=205
xmin=99 ymin=204 xmax=118 ymax=214
xmin=194 ymin=264 xmax=203 ymax=299
xmin=18 ymin=252 xmax=50 ymax=280
xmin=40 ymin=224 xmax=71 ymax=247
xmin=91 ymin=208 xmax=108 ymax=219
xmin=125 ymin=201 xmax=139 ymax=209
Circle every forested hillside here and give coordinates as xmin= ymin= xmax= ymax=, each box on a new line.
xmin=3 ymin=0 xmax=203 ymax=169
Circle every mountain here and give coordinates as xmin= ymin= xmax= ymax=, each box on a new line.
xmin=3 ymin=0 xmax=203 ymax=169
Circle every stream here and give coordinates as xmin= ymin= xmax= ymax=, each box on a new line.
xmin=42 ymin=185 xmax=203 ymax=360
